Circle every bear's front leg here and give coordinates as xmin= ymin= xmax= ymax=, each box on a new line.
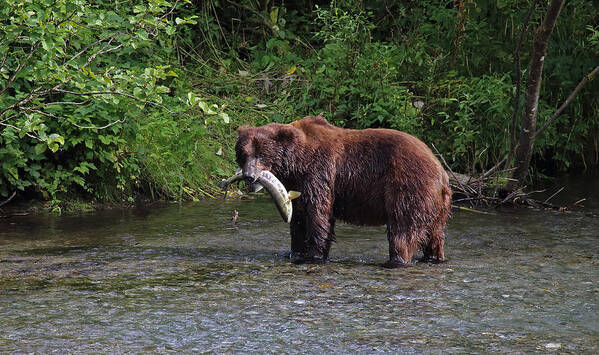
xmin=289 ymin=211 xmax=308 ymax=261
xmin=290 ymin=214 xmax=335 ymax=264
xmin=290 ymin=204 xmax=334 ymax=264
xmin=296 ymin=202 xmax=334 ymax=264
xmin=290 ymin=178 xmax=335 ymax=264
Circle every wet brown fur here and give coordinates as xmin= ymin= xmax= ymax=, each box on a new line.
xmin=236 ymin=115 xmax=451 ymax=267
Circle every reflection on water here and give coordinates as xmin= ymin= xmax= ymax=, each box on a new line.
xmin=1 ymin=178 xmax=598 ymax=353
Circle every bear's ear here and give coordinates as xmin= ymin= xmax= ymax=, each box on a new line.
xmin=275 ymin=126 xmax=297 ymax=143
xmin=237 ymin=125 xmax=250 ymax=134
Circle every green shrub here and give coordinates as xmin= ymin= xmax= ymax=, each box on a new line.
xmin=0 ymin=0 xmax=197 ymax=206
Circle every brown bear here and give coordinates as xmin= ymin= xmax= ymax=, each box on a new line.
xmin=235 ymin=115 xmax=451 ymax=268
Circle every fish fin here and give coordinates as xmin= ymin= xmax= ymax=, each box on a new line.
xmin=288 ymin=191 xmax=301 ymax=200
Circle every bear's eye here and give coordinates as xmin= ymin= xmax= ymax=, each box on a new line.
xmin=253 ymin=142 xmax=264 ymax=157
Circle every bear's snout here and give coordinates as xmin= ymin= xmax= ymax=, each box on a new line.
xmin=242 ymin=163 xmax=262 ymax=183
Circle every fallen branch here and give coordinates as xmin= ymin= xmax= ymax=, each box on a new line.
xmin=432 ymin=143 xmax=476 ymax=207
xmin=452 ymin=205 xmax=494 ymax=215
xmin=544 ymin=186 xmax=564 ymax=204
xmin=435 ymin=157 xmax=584 ymax=211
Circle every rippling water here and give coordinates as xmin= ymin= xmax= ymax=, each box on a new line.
xmin=1 ymin=177 xmax=598 ymax=353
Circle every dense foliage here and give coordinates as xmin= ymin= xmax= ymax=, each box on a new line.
xmin=1 ymin=0 xmax=598 ymax=209
xmin=0 ymin=0 xmax=232 ymax=210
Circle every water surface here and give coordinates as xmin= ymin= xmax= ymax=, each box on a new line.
xmin=1 ymin=179 xmax=598 ymax=353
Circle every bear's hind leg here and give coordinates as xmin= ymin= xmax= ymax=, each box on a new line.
xmin=421 ymin=206 xmax=449 ymax=263
xmin=321 ymin=217 xmax=336 ymax=260
xmin=383 ymin=223 xmax=421 ymax=268
xmin=421 ymin=230 xmax=445 ymax=263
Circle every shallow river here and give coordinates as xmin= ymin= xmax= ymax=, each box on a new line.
xmin=1 ymin=177 xmax=598 ymax=353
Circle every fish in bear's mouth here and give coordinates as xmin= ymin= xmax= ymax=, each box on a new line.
xmin=218 ymin=169 xmax=300 ymax=223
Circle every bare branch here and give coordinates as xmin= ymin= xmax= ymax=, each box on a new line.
xmin=66 ymin=32 xmax=120 ymax=65
xmin=544 ymin=186 xmax=564 ymax=204
xmin=100 ymin=44 xmax=124 ymax=55
xmin=0 ymin=114 xmax=18 ymax=124
xmin=54 ymin=89 xmax=177 ymax=114
xmin=452 ymin=196 xmax=500 ymax=204
xmin=82 ymin=37 xmax=115 ymax=69
xmin=158 ymin=0 xmax=180 ymax=21
xmin=45 ymin=101 xmax=90 ymax=106
xmin=534 ymin=65 xmax=599 ymax=138
xmin=0 ymin=191 xmax=17 ymax=209
xmin=480 ymin=155 xmax=508 ymax=179
xmin=0 ymin=83 xmax=65 ymax=117
xmin=0 ymin=121 xmax=43 ymax=141
xmin=0 ymin=40 xmax=41 ymax=97
xmin=2 ymin=84 xmax=177 ymax=120
xmin=23 ymin=107 xmax=124 ymax=130
xmin=431 ymin=143 xmax=476 ymax=207
xmin=71 ymin=119 xmax=124 ymax=130
xmin=0 ymin=85 xmax=44 ymax=117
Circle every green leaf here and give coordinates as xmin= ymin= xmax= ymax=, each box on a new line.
xmin=270 ymin=8 xmax=279 ymax=25
xmin=74 ymin=165 xmax=89 ymax=174
xmin=198 ymin=101 xmax=209 ymax=113
xmin=156 ymin=85 xmax=170 ymax=94
xmin=136 ymin=29 xmax=148 ymax=41
xmin=34 ymin=143 xmax=47 ymax=155
xmin=8 ymin=167 xmax=18 ymax=180
xmin=47 ymin=133 xmax=65 ymax=146
xmin=48 ymin=143 xmax=59 ymax=153
xmin=72 ymin=175 xmax=85 ymax=187
xmin=98 ymin=135 xmax=113 ymax=145
xmin=219 ymin=112 xmax=230 ymax=124
xmin=187 ymin=92 xmax=195 ymax=106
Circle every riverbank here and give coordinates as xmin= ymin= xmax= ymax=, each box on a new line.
xmin=2 ymin=172 xmax=595 ymax=219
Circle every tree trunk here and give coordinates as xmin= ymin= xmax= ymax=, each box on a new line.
xmin=506 ymin=0 xmax=564 ymax=191
xmin=449 ymin=0 xmax=471 ymax=70
xmin=505 ymin=0 xmax=539 ymax=172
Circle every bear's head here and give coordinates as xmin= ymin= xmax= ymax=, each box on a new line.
xmin=235 ymin=123 xmax=301 ymax=182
